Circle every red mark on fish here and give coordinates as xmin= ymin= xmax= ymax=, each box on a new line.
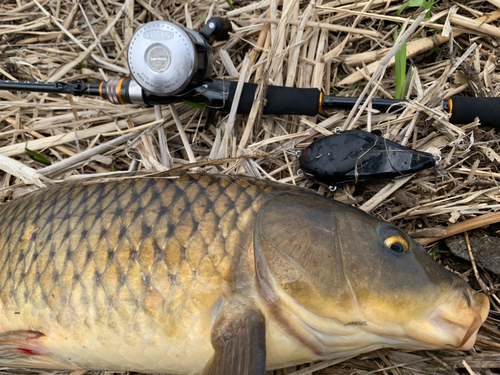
xmin=17 ymin=348 xmax=39 ymax=355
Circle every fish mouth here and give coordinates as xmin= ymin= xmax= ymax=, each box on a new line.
xmin=427 ymin=288 xmax=489 ymax=350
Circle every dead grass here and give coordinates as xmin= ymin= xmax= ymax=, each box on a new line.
xmin=1 ymin=0 xmax=500 ymax=374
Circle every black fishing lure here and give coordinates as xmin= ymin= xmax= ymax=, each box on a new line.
xmin=299 ymin=130 xmax=438 ymax=186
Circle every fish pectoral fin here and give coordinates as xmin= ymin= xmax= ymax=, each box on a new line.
xmin=202 ymin=299 xmax=266 ymax=375
xmin=0 ymin=330 xmax=73 ymax=369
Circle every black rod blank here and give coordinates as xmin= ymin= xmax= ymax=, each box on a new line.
xmin=321 ymin=95 xmax=406 ymax=113
xmin=0 ymin=80 xmax=101 ymax=97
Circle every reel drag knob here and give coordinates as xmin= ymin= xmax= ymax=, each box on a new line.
xmin=128 ymin=21 xmax=212 ymax=96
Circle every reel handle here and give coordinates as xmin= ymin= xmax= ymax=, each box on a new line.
xmin=200 ymin=17 xmax=232 ymax=41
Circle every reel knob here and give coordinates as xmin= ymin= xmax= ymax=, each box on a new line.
xmin=128 ymin=21 xmax=212 ymax=96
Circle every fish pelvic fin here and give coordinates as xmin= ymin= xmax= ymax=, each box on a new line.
xmin=202 ymin=298 xmax=266 ymax=375
xmin=0 ymin=330 xmax=74 ymax=370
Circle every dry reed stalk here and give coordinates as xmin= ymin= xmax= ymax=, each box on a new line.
xmin=0 ymin=153 xmax=48 ymax=187
xmin=243 ymin=17 xmax=382 ymax=37
xmin=285 ymin=355 xmax=357 ymax=375
xmin=228 ymin=53 xmax=251 ymax=156
xmin=342 ymin=12 xmax=425 ymax=130
xmin=337 ymin=9 xmax=500 ymax=85
xmin=237 ymin=0 xmax=299 ymax=152
xmin=1 ymin=0 xmax=500 ymax=373
xmin=38 ymin=129 xmax=144 ymax=178
xmin=226 ymin=0 xmax=272 ymax=17
xmin=450 ymin=13 xmax=500 ymax=38
xmin=170 ymin=104 xmax=196 ymax=164
xmin=318 ymin=6 xmax=450 ymax=33
xmin=155 ymin=106 xmax=171 ymax=168
xmin=415 ymin=211 xmax=500 ymax=245
xmin=0 ymin=112 xmax=158 ymax=156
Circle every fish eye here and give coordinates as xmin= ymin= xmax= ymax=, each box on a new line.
xmin=384 ymin=236 xmax=409 ymax=253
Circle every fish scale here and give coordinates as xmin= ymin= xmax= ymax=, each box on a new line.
xmin=0 ymin=173 xmax=490 ymax=375
xmin=0 ymin=173 xmax=285 ymax=373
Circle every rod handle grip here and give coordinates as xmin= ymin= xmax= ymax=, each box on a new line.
xmin=228 ymin=82 xmax=321 ymax=116
xmin=448 ymin=96 xmax=500 ymax=128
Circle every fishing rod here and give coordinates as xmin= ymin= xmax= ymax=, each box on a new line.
xmin=1 ymin=77 xmax=495 ymax=127
xmin=0 ymin=17 xmax=498 ymax=128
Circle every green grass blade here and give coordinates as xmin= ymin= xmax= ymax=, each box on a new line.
xmin=184 ymin=100 xmax=206 ymax=109
xmin=397 ymin=0 xmax=425 ymax=14
xmin=397 ymin=0 xmax=439 ymax=18
xmin=394 ymin=29 xmax=407 ymax=100
xmin=25 ymin=148 xmax=51 ymax=165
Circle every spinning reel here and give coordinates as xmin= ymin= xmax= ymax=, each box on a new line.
xmin=105 ymin=17 xmax=231 ymax=105
xmin=126 ymin=17 xmax=229 ymax=97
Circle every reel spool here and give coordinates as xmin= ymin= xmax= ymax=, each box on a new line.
xmin=128 ymin=21 xmax=214 ymax=96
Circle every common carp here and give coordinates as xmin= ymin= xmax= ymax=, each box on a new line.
xmin=0 ymin=173 xmax=489 ymax=375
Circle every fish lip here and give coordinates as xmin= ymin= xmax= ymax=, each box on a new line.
xmin=429 ymin=290 xmax=489 ymax=350
xmin=456 ymin=291 xmax=490 ymax=350
xmin=429 ymin=310 xmax=482 ymax=350
xmin=454 ymin=313 xmax=482 ymax=350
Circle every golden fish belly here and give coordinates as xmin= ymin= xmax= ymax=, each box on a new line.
xmin=0 ymin=174 xmax=288 ymax=373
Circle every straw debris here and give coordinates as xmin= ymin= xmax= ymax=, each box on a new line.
xmin=1 ymin=0 xmax=500 ymax=374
